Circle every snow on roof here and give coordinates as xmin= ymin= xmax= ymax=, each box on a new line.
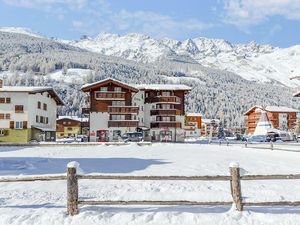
xmin=244 ymin=105 xmax=299 ymax=115
xmin=265 ymin=106 xmax=299 ymax=113
xmin=81 ymin=78 xmax=138 ymax=92
xmin=57 ymin=116 xmax=88 ymax=122
xmin=0 ymin=86 xmax=64 ymax=105
xmin=186 ymin=113 xmax=202 ymax=117
xmin=134 ymin=84 xmax=192 ymax=91
xmin=0 ymin=86 xmax=53 ymax=92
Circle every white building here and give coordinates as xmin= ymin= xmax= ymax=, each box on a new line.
xmin=0 ymin=79 xmax=64 ymax=143
xmin=81 ymin=78 xmax=192 ymax=142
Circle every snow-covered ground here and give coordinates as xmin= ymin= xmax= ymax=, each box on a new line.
xmin=1 ymin=143 xmax=300 ymax=224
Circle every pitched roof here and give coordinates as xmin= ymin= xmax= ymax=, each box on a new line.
xmin=244 ymin=105 xmax=299 ymax=115
xmin=57 ymin=116 xmax=88 ymax=122
xmin=186 ymin=113 xmax=202 ymax=117
xmin=81 ymin=78 xmax=139 ymax=92
xmin=0 ymin=86 xmax=64 ymax=105
xmin=134 ymin=84 xmax=192 ymax=91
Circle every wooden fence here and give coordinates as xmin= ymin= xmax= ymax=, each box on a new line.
xmin=1 ymin=163 xmax=300 ymax=215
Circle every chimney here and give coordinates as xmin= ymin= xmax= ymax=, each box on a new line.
xmin=0 ymin=79 xmax=3 ymax=88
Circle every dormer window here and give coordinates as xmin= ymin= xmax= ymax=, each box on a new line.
xmin=114 ymin=87 xmax=122 ymax=92
xmin=100 ymin=87 xmax=108 ymax=92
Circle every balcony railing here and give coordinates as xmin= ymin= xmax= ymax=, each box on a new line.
xmin=150 ymin=122 xmax=182 ymax=128
xmin=94 ymin=91 xmax=126 ymax=100
xmin=108 ymin=120 xmax=139 ymax=128
xmin=150 ymin=109 xmax=181 ymax=116
xmin=149 ymin=96 xmax=181 ymax=104
xmin=108 ymin=106 xmax=139 ymax=114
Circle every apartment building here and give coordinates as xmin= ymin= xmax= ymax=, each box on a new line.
xmin=56 ymin=116 xmax=89 ymax=138
xmin=81 ymin=78 xmax=191 ymax=142
xmin=184 ymin=113 xmax=202 ymax=138
xmin=0 ymin=79 xmax=63 ymax=143
xmin=244 ymin=105 xmax=299 ymax=134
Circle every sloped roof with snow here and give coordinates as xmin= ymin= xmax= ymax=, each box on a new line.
xmin=0 ymin=86 xmax=64 ymax=105
xmin=186 ymin=113 xmax=202 ymax=117
xmin=134 ymin=84 xmax=192 ymax=91
xmin=57 ymin=116 xmax=88 ymax=122
xmin=244 ymin=105 xmax=299 ymax=115
xmin=81 ymin=78 xmax=139 ymax=92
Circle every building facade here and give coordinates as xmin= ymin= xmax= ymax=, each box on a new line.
xmin=184 ymin=113 xmax=202 ymax=138
xmin=0 ymin=80 xmax=63 ymax=143
xmin=81 ymin=78 xmax=191 ymax=142
xmin=56 ymin=116 xmax=89 ymax=138
xmin=244 ymin=105 xmax=299 ymax=134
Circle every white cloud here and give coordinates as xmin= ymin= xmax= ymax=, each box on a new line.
xmin=1 ymin=0 xmax=213 ymax=39
xmin=223 ymin=0 xmax=300 ymax=29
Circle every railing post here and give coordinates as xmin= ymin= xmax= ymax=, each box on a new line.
xmin=270 ymin=141 xmax=273 ymax=151
xmin=229 ymin=162 xmax=243 ymax=211
xmin=245 ymin=141 xmax=248 ymax=148
xmin=67 ymin=163 xmax=78 ymax=215
xmin=226 ymin=140 xmax=229 ymax=146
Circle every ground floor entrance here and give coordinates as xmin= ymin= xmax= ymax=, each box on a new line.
xmin=96 ymin=130 xmax=109 ymax=142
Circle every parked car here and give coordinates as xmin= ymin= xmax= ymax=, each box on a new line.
xmin=121 ymin=132 xmax=143 ymax=142
xmin=248 ymin=135 xmax=267 ymax=142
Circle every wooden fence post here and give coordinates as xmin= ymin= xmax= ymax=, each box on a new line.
xmin=229 ymin=163 xmax=243 ymax=211
xmin=270 ymin=141 xmax=273 ymax=150
xmin=67 ymin=164 xmax=78 ymax=215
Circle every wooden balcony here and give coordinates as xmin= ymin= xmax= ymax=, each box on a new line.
xmin=94 ymin=91 xmax=125 ymax=100
xmin=150 ymin=109 xmax=181 ymax=116
xmin=108 ymin=106 xmax=139 ymax=114
xmin=150 ymin=122 xmax=182 ymax=128
xmin=108 ymin=120 xmax=139 ymax=128
xmin=150 ymin=96 xmax=181 ymax=104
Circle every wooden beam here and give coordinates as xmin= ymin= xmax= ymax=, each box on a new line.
xmin=77 ymin=175 xmax=231 ymax=181
xmin=78 ymin=200 xmax=233 ymax=206
xmin=0 ymin=175 xmax=66 ymax=182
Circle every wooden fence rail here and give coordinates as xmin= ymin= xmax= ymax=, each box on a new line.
xmin=1 ymin=163 xmax=300 ymax=215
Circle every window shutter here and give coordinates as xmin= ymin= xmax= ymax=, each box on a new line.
xmin=10 ymin=121 xmax=14 ymax=129
xmin=23 ymin=121 xmax=28 ymax=129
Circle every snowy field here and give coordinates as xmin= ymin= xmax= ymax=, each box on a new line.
xmin=1 ymin=143 xmax=300 ymax=225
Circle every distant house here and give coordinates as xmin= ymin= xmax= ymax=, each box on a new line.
xmin=184 ymin=113 xmax=202 ymax=138
xmin=244 ymin=105 xmax=299 ymax=134
xmin=0 ymin=79 xmax=64 ymax=143
xmin=56 ymin=116 xmax=89 ymax=138
xmin=201 ymin=119 xmax=220 ymax=137
xmin=81 ymin=78 xmax=191 ymax=142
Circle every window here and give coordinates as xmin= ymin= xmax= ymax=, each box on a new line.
xmin=112 ymin=101 xmax=125 ymax=106
xmin=0 ymin=98 xmax=5 ymax=103
xmin=162 ymin=91 xmax=170 ymax=96
xmin=45 ymin=117 xmax=49 ymax=124
xmin=15 ymin=105 xmax=24 ymax=113
xmin=0 ymin=129 xmax=6 ymax=136
xmin=100 ymin=87 xmax=108 ymax=92
xmin=40 ymin=116 xmax=44 ymax=123
xmin=114 ymin=87 xmax=122 ymax=92
xmin=111 ymin=115 xmax=125 ymax=120
xmin=43 ymin=103 xmax=47 ymax=111
xmin=145 ymin=93 xmax=149 ymax=98
xmin=36 ymin=115 xmax=39 ymax=123
xmin=38 ymin=101 xmax=41 ymax=109
xmin=5 ymin=114 xmax=10 ymax=119
xmin=5 ymin=98 xmax=11 ymax=103
xmin=0 ymin=114 xmax=4 ymax=119
xmin=15 ymin=121 xmax=23 ymax=129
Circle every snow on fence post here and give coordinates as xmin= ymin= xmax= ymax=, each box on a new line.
xmin=67 ymin=162 xmax=79 ymax=215
xmin=229 ymin=162 xmax=243 ymax=211
xmin=270 ymin=141 xmax=274 ymax=151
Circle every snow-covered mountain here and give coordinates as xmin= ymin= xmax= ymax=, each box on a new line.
xmin=69 ymin=32 xmax=300 ymax=87
xmin=0 ymin=27 xmax=44 ymax=38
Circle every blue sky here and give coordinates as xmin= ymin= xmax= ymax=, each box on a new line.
xmin=0 ymin=0 xmax=300 ymax=47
